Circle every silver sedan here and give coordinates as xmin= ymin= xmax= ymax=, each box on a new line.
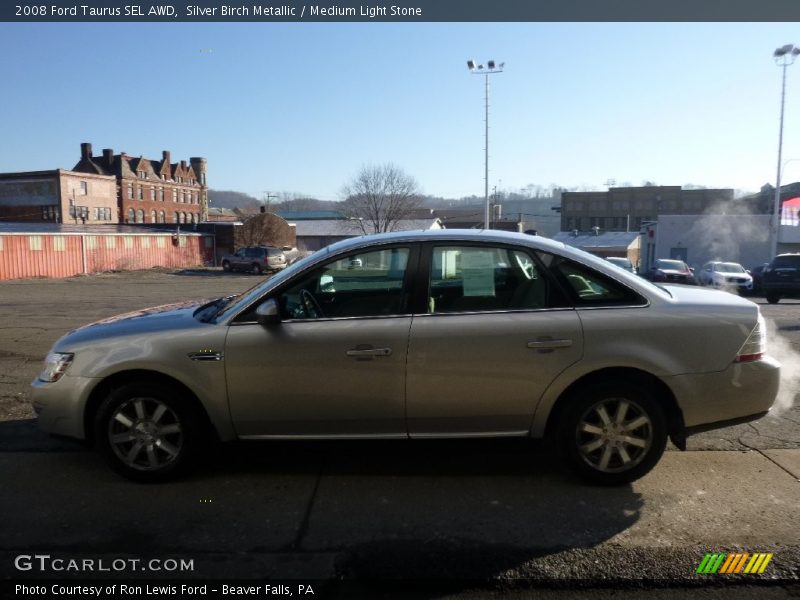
xmin=32 ymin=230 xmax=780 ymax=484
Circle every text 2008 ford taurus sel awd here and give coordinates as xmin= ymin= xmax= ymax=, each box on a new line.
xmin=32 ymin=230 xmax=780 ymax=484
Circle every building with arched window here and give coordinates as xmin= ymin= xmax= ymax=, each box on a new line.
xmin=73 ymin=143 xmax=207 ymax=225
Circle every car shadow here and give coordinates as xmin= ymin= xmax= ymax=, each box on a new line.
xmin=2 ymin=421 xmax=644 ymax=584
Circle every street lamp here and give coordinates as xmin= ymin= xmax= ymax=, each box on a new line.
xmin=467 ymin=58 xmax=504 ymax=229
xmin=771 ymin=44 xmax=800 ymax=257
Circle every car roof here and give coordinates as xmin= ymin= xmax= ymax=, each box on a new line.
xmin=319 ymin=228 xmax=570 ymax=255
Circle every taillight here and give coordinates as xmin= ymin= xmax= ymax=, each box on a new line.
xmin=735 ymin=315 xmax=767 ymax=363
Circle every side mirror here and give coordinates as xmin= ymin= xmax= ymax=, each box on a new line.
xmin=255 ymin=298 xmax=281 ymax=326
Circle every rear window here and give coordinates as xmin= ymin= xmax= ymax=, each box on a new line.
xmin=655 ymin=259 xmax=687 ymax=270
xmin=772 ymin=255 xmax=800 ymax=269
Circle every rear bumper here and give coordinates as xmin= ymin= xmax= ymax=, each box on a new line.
xmin=663 ymin=356 xmax=780 ymax=429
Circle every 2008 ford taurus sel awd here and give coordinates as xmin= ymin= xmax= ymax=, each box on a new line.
xmin=33 ymin=230 xmax=780 ymax=484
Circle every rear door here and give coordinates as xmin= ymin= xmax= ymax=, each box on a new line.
xmin=405 ymin=243 xmax=584 ymax=436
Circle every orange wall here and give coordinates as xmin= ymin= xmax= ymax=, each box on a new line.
xmin=0 ymin=234 xmax=214 ymax=281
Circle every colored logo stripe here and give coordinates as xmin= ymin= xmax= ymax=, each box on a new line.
xmin=697 ymin=552 xmax=773 ymax=575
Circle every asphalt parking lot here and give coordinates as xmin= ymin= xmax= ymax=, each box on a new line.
xmin=1 ymin=269 xmax=799 ymax=595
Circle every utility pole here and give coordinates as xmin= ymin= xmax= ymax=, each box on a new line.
xmin=262 ymin=191 xmax=278 ymax=212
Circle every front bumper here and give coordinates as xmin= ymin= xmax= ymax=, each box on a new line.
xmin=31 ymin=375 xmax=98 ymax=440
xmin=664 ymin=356 xmax=780 ymax=429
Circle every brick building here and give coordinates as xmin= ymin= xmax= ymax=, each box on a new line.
xmin=72 ymin=142 xmax=208 ymax=225
xmin=559 ymin=186 xmax=756 ymax=232
xmin=0 ymin=169 xmax=118 ymax=224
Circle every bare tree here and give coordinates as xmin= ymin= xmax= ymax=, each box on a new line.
xmin=341 ymin=164 xmax=423 ymax=233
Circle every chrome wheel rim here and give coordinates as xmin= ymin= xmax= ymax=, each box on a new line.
xmin=108 ymin=397 xmax=183 ymax=471
xmin=576 ymin=397 xmax=652 ymax=473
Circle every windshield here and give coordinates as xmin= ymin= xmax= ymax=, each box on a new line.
xmin=655 ymin=260 xmax=687 ymax=270
xmin=718 ymin=262 xmax=745 ymax=273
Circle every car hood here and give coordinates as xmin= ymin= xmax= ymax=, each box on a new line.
xmin=54 ymin=300 xmax=209 ymax=350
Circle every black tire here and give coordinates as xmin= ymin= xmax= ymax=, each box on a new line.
xmin=222 ymin=260 xmax=231 ymax=272
xmin=766 ymin=294 xmax=780 ymax=304
xmin=556 ymin=381 xmax=667 ymax=485
xmin=94 ymin=382 xmax=202 ymax=483
xmin=251 ymin=263 xmax=263 ymax=275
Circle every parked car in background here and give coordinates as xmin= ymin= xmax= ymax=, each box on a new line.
xmin=605 ymin=256 xmax=637 ymax=274
xmin=643 ymin=259 xmax=696 ymax=285
xmin=221 ymin=246 xmax=287 ymax=274
xmin=33 ymin=230 xmax=779 ymax=486
xmin=762 ymin=253 xmax=800 ymax=304
xmin=750 ymin=263 xmax=769 ymax=295
xmin=696 ymin=261 xmax=753 ymax=293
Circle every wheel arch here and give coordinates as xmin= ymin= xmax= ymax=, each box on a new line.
xmin=542 ymin=367 xmax=686 ymax=449
xmin=83 ymin=369 xmax=217 ymax=447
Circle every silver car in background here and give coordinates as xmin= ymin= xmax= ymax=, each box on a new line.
xmin=33 ymin=230 xmax=780 ymax=485
xmin=696 ymin=261 xmax=753 ymax=293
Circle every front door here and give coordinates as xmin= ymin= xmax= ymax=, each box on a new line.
xmin=225 ymin=245 xmax=416 ymax=438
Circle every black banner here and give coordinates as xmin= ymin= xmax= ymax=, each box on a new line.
xmin=4 ymin=0 xmax=800 ymax=22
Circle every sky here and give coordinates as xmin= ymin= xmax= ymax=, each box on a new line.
xmin=3 ymin=22 xmax=800 ymax=201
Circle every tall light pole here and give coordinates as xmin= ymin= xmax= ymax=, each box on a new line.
xmin=467 ymin=59 xmax=504 ymax=229
xmin=772 ymin=44 xmax=800 ymax=258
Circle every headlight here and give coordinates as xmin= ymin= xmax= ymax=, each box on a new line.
xmin=38 ymin=352 xmax=74 ymax=383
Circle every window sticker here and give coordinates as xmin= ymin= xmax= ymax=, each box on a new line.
xmin=461 ymin=249 xmax=496 ymax=297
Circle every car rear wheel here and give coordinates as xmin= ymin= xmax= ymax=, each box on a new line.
xmin=251 ymin=263 xmax=263 ymax=275
xmin=94 ymin=382 xmax=202 ymax=482
xmin=557 ymin=382 xmax=667 ymax=485
xmin=766 ymin=294 xmax=780 ymax=304
xmin=222 ymin=260 xmax=231 ymax=272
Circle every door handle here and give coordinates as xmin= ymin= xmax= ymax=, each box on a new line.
xmin=346 ymin=346 xmax=392 ymax=358
xmin=527 ymin=339 xmax=573 ymax=350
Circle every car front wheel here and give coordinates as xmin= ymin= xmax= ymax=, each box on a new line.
xmin=222 ymin=260 xmax=231 ymax=272
xmin=557 ymin=382 xmax=667 ymax=485
xmin=766 ymin=294 xmax=780 ymax=304
xmin=94 ymin=383 xmax=201 ymax=482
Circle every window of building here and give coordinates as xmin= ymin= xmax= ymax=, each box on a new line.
xmin=42 ymin=206 xmax=57 ymax=220
xmin=53 ymin=236 xmax=66 ymax=251
xmin=104 ymin=208 xmax=111 ymax=221
xmin=172 ymin=189 xmax=177 ymax=202
xmin=80 ymin=181 xmax=88 ymax=195
xmin=137 ymin=187 xmax=143 ymax=200
xmin=201 ymin=173 xmax=206 ymax=185
xmin=151 ymin=210 xmax=157 ymax=222
xmin=29 ymin=236 xmax=42 ymax=251
xmin=174 ymin=212 xmax=179 ymax=223
xmin=139 ymin=171 xmax=146 ymax=179
xmin=159 ymin=210 xmax=166 ymax=223
xmin=128 ymin=183 xmax=133 ymax=198
xmin=127 ymin=208 xmax=135 ymax=223
xmin=158 ymin=187 xmax=164 ymax=201
xmin=150 ymin=187 xmax=155 ymax=201
xmin=136 ymin=209 xmax=144 ymax=223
